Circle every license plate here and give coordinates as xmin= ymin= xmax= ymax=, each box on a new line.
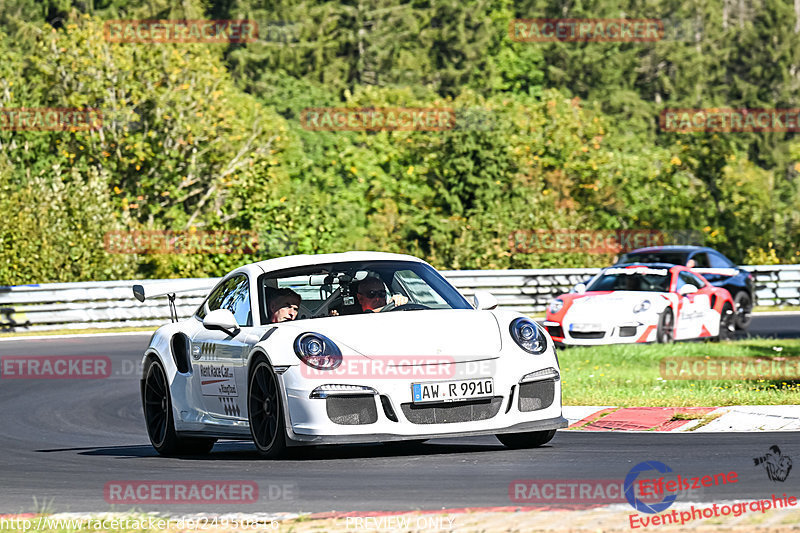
xmin=411 ymin=378 xmax=494 ymax=404
xmin=570 ymin=322 xmax=602 ymax=332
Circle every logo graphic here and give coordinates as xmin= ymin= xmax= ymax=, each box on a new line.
xmin=754 ymin=446 xmax=793 ymax=482
xmin=624 ymin=461 xmax=677 ymax=514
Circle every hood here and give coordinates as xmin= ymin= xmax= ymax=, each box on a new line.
xmin=276 ymin=309 xmax=501 ymax=362
xmin=566 ymin=291 xmax=666 ymax=320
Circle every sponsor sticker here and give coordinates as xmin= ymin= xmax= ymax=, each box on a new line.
xmin=198 ymin=365 xmax=238 ymax=397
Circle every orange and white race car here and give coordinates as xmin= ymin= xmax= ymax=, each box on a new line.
xmin=544 ymin=263 xmax=736 ymax=345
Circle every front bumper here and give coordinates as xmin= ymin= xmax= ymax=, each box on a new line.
xmin=544 ymin=320 xmax=656 ymax=346
xmin=279 ymin=357 xmax=564 ymax=445
xmin=287 ymin=416 xmax=568 ymax=444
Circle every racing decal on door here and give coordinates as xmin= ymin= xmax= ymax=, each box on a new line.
xmin=192 ymin=342 xmax=221 ymax=360
xmin=198 ymin=364 xmax=238 ymax=397
xmin=218 ymin=396 xmax=241 ymax=417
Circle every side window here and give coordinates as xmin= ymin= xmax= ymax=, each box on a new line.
xmin=691 ymin=253 xmax=710 ymax=268
xmin=679 ymin=271 xmax=704 ymax=289
xmin=686 ymin=272 xmax=707 ymax=288
xmin=674 ymin=272 xmax=686 ymax=292
xmin=708 ymin=252 xmax=734 ymax=268
xmin=197 ymin=275 xmax=252 ymax=326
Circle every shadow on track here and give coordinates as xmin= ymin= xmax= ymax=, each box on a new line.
xmin=34 ymin=439 xmax=529 ymax=461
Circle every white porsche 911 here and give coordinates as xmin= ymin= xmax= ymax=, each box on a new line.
xmin=135 ymin=252 xmax=566 ymax=458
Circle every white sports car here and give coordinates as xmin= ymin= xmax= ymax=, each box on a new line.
xmin=544 ymin=263 xmax=736 ymax=346
xmin=135 ymin=252 xmax=566 ymax=457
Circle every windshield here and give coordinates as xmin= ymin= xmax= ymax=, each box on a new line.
xmin=259 ymin=260 xmax=472 ymax=322
xmin=586 ymin=267 xmax=671 ymax=292
xmin=617 ymin=252 xmax=688 ymax=265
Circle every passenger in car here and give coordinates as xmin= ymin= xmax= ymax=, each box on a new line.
xmin=267 ymin=288 xmax=301 ymax=323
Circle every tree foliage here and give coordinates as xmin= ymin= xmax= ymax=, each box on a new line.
xmin=0 ymin=0 xmax=798 ymax=285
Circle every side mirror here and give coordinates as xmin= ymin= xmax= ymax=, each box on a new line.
xmin=203 ymin=309 xmax=240 ymax=335
xmin=678 ymin=284 xmax=698 ymax=296
xmin=473 ymin=290 xmax=498 ymax=310
xmin=573 ymin=283 xmax=587 ymax=294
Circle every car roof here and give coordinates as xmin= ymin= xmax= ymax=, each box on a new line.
xmin=604 ymin=262 xmax=679 ymax=271
xmin=623 ymin=245 xmax=715 ymax=254
xmin=250 ymin=251 xmax=427 ymax=274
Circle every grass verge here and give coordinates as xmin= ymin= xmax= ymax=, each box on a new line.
xmin=560 ymin=338 xmax=800 ymax=406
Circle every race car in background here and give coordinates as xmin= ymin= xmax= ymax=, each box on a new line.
xmin=545 ymin=264 xmax=736 ymax=346
xmin=614 ymin=246 xmax=754 ymax=329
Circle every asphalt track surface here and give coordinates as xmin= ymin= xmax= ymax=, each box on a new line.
xmin=0 ymin=314 xmax=797 ymax=515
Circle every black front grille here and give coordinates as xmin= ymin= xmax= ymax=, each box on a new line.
xmin=619 ymin=326 xmax=637 ymax=337
xmin=545 ymin=325 xmax=564 ymax=338
xmin=326 ymin=395 xmax=378 ymax=425
xmin=400 ymin=397 xmax=503 ymax=424
xmin=380 ymin=395 xmax=398 ymax=422
xmin=570 ymin=331 xmax=605 ymax=339
xmin=518 ymin=380 xmax=555 ymax=412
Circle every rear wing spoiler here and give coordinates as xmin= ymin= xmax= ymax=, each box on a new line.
xmin=132 ymin=279 xmax=218 ymax=322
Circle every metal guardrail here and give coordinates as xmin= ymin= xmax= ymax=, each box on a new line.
xmin=1 ymin=265 xmax=798 ymax=332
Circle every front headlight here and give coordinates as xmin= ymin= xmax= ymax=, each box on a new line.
xmin=294 ymin=332 xmax=342 ymax=370
xmin=633 ymin=300 xmax=651 ymax=314
xmin=548 ymin=299 xmax=564 ymax=314
xmin=510 ymin=318 xmax=547 ymax=354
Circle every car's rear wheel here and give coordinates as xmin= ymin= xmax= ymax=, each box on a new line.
xmin=717 ymin=303 xmax=735 ymax=341
xmin=248 ymin=356 xmax=287 ymax=459
xmin=143 ymin=358 xmax=216 ymax=456
xmin=733 ymin=291 xmax=753 ymax=330
xmin=656 ymin=309 xmax=674 ymax=344
xmin=496 ymin=429 xmax=556 ymax=449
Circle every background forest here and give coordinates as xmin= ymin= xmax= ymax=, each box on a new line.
xmin=1 ymin=0 xmax=799 ymax=284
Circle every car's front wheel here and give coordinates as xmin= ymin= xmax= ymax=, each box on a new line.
xmin=248 ymin=356 xmax=287 ymax=459
xmin=496 ymin=429 xmax=556 ymax=449
xmin=733 ymin=291 xmax=753 ymax=330
xmin=143 ymin=358 xmax=216 ymax=456
xmin=656 ymin=309 xmax=674 ymax=344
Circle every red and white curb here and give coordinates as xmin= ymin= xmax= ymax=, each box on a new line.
xmin=563 ymin=405 xmax=800 ymax=432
